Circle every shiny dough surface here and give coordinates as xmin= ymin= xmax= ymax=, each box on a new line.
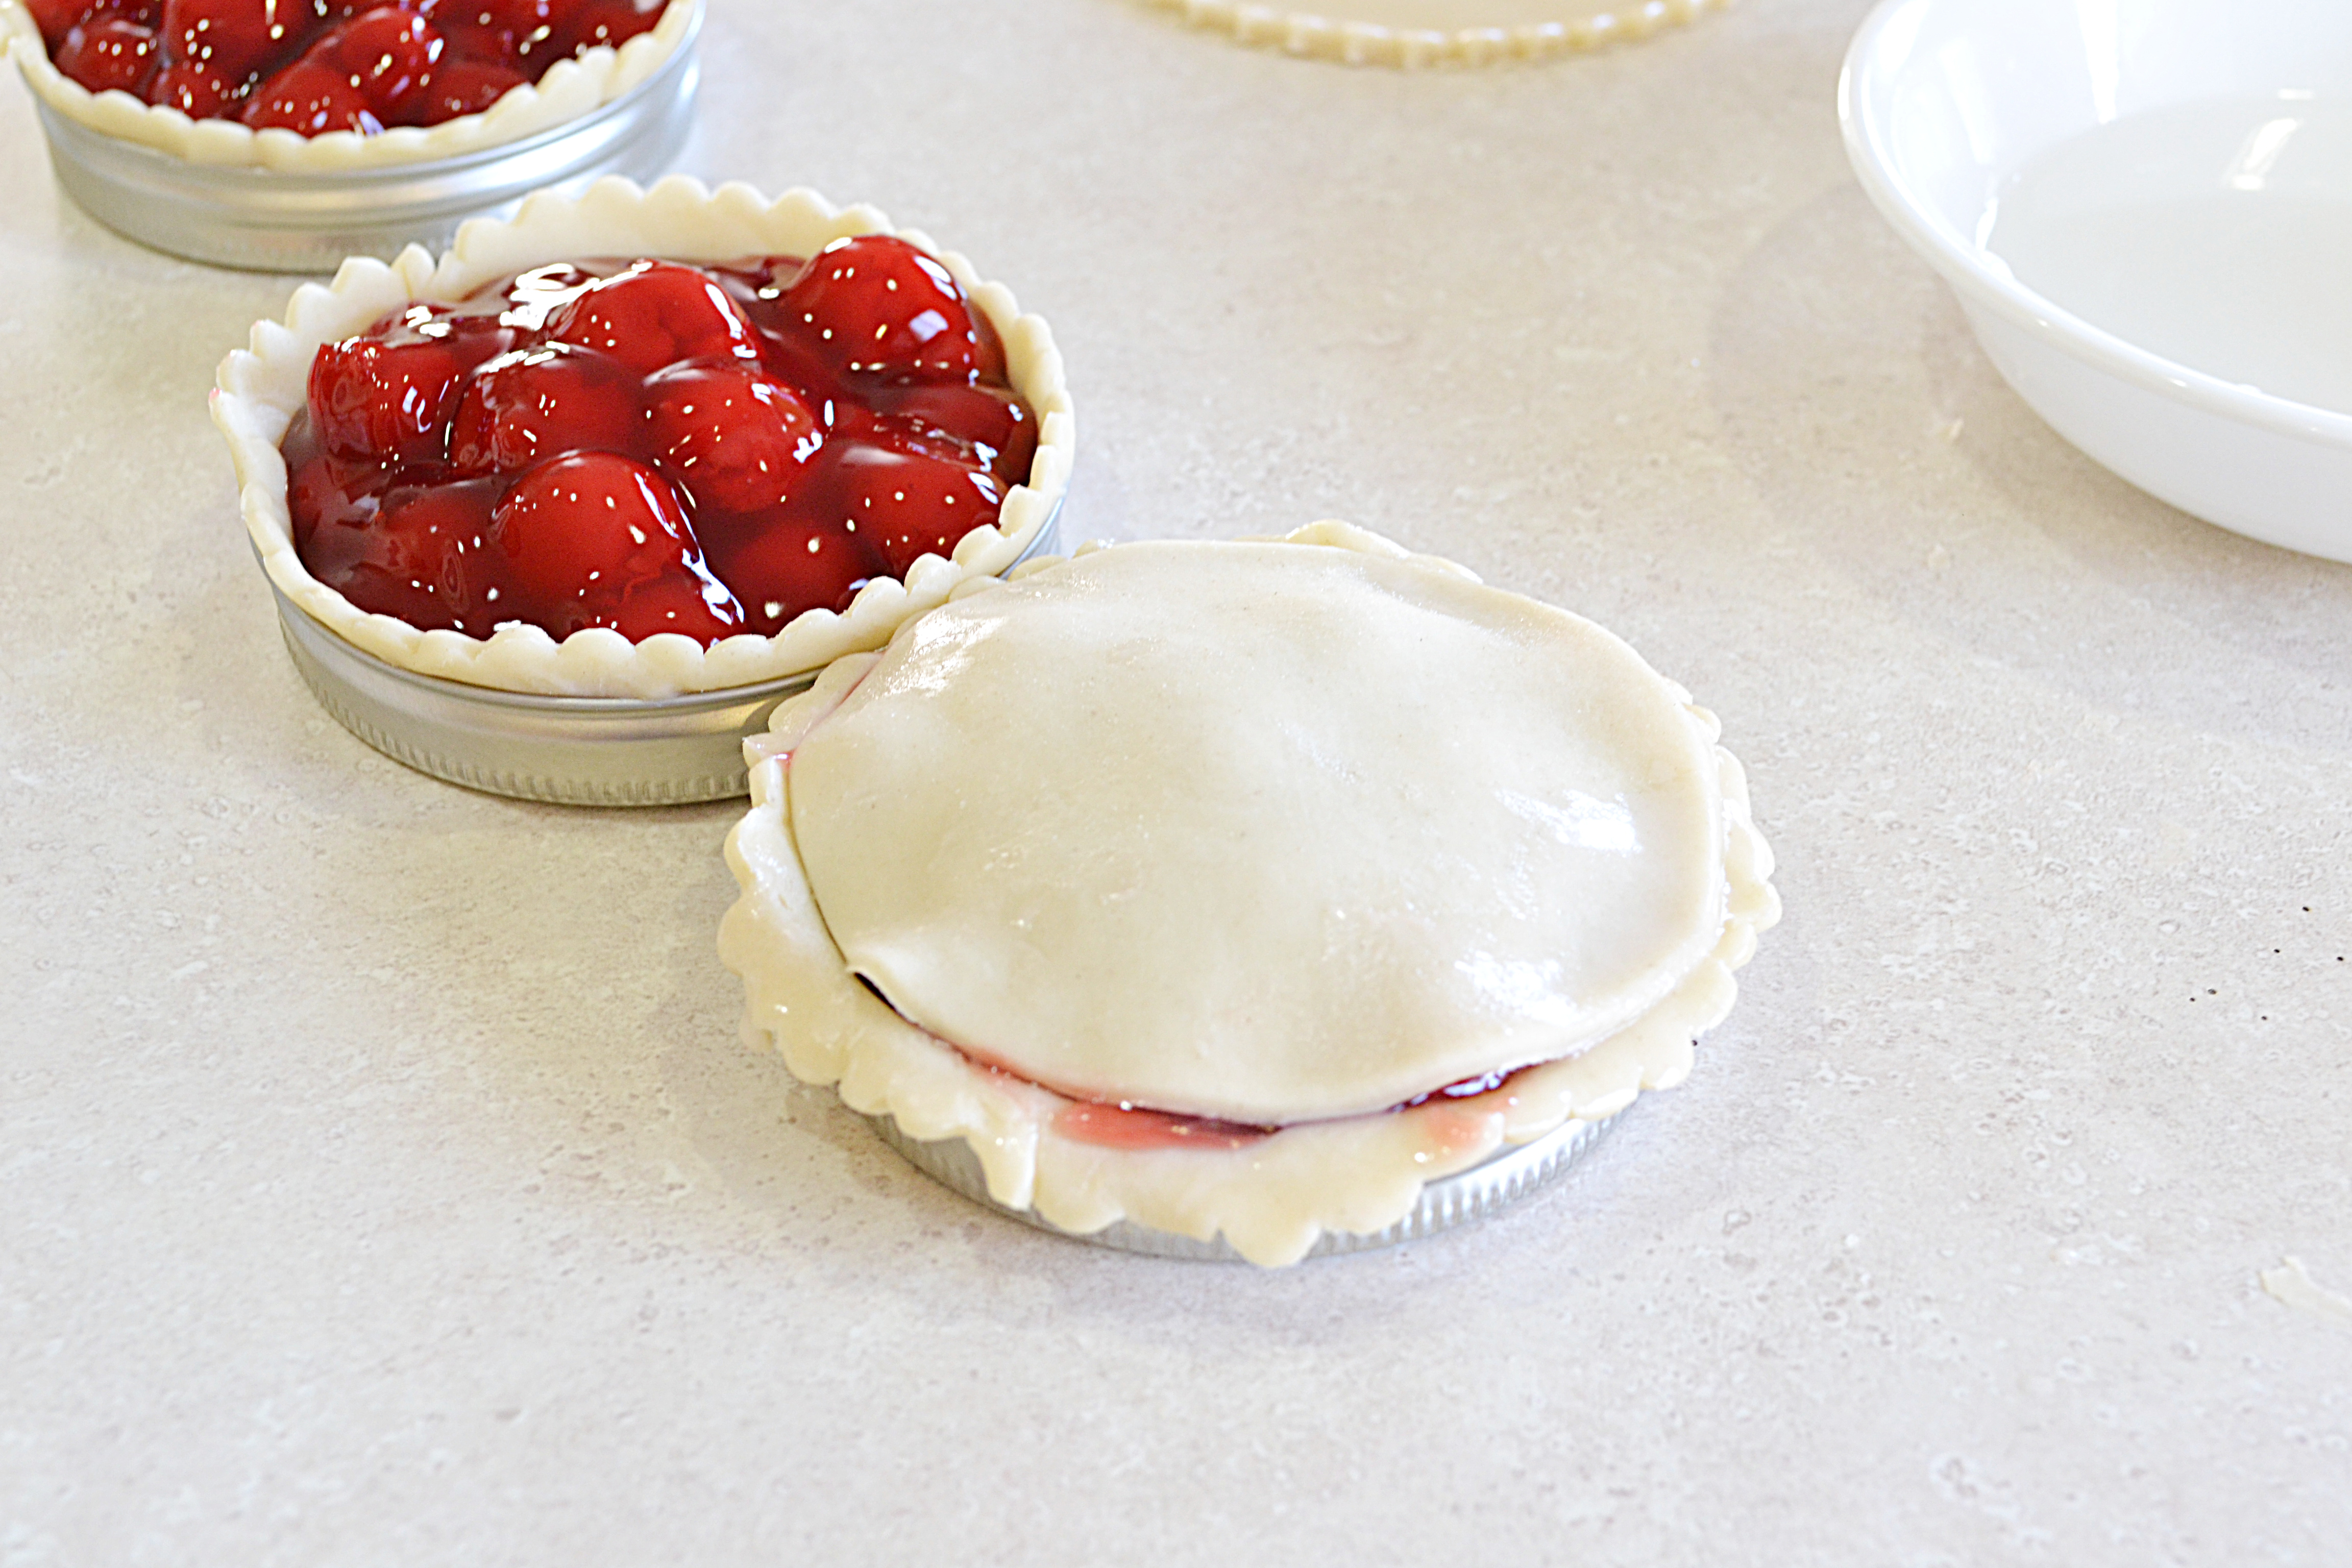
xmin=787 ymin=538 xmax=1727 ymax=1124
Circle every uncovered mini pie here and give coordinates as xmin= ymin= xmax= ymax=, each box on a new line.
xmin=210 ymin=175 xmax=1074 ymax=700
xmin=0 ymin=0 xmax=697 ymax=170
xmin=719 ymin=522 xmax=1778 ymax=1265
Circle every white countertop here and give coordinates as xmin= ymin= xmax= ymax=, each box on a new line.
xmin=4 ymin=2 xmax=2349 ymax=1561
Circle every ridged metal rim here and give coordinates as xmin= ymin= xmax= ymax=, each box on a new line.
xmin=869 ymin=1106 xmax=1625 ymax=1263
xmin=31 ymin=4 xmax=701 ymax=272
xmin=270 ymin=502 xmax=1064 ymax=806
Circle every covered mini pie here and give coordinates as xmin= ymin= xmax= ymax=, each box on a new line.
xmin=0 ymin=0 xmax=697 ymax=170
xmin=719 ymin=522 xmax=1779 ymax=1265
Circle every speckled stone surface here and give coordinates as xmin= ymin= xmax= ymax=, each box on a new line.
xmin=3 ymin=2 xmax=2348 ymax=1563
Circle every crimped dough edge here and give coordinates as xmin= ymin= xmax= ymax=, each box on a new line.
xmin=0 ymin=0 xmax=697 ymax=171
xmin=1137 ymin=0 xmax=1727 ymax=68
xmin=717 ymin=523 xmax=1781 ymax=1267
xmin=209 ymin=174 xmax=1078 ymax=699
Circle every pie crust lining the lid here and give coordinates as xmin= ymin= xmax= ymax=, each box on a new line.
xmin=209 ymin=175 xmax=1076 ymax=700
xmin=0 ymin=0 xmax=697 ymax=172
xmin=717 ymin=524 xmax=1780 ymax=1266
xmin=1136 ymin=0 xmax=1727 ymax=68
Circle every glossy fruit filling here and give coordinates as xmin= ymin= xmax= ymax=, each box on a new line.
xmin=283 ymin=240 xmax=1037 ymax=644
xmin=28 ymin=0 xmax=668 ymax=134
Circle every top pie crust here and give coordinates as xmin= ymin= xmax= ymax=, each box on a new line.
xmin=719 ymin=523 xmax=1779 ymax=1265
xmin=209 ymin=175 xmax=1076 ymax=700
xmin=0 ymin=0 xmax=697 ymax=172
xmin=1138 ymin=0 xmax=1726 ymax=67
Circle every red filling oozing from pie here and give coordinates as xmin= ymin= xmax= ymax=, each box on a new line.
xmin=1049 ymin=1100 xmax=1278 ymax=1153
xmin=1042 ymin=1066 xmax=1537 ymax=1150
xmin=283 ymin=241 xmax=1037 ymax=644
xmin=846 ymin=970 xmax=1537 ymax=1152
xmin=32 ymin=0 xmax=669 ymax=133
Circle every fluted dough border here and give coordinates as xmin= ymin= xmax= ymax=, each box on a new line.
xmin=717 ymin=524 xmax=1780 ymax=1266
xmin=210 ymin=175 xmax=1077 ymax=700
xmin=1137 ymin=0 xmax=1727 ymax=67
xmin=0 ymin=0 xmax=696 ymax=170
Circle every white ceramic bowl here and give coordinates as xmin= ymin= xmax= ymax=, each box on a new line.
xmin=1840 ymin=0 xmax=2352 ymax=564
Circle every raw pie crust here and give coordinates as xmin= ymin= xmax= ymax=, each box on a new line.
xmin=0 ymin=0 xmax=697 ymax=172
xmin=1139 ymin=0 xmax=1726 ymax=67
xmin=210 ymin=174 xmax=1076 ymax=700
xmin=719 ymin=522 xmax=1778 ymax=1266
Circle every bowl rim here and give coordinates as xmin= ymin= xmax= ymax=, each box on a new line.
xmin=1836 ymin=0 xmax=2352 ymax=452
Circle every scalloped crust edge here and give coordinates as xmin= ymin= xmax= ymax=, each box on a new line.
xmin=0 ymin=0 xmax=696 ymax=171
xmin=1137 ymin=0 xmax=1727 ymax=67
xmin=209 ymin=174 xmax=1077 ymax=700
xmin=717 ymin=523 xmax=1780 ymax=1267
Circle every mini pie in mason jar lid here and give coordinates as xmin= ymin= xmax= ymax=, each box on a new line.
xmin=0 ymin=0 xmax=704 ymax=269
xmin=209 ymin=175 xmax=1075 ymax=803
xmin=720 ymin=523 xmax=1779 ymax=1264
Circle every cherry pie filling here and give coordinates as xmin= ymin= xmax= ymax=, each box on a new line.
xmin=902 ymin=997 xmax=1543 ymax=1154
xmin=24 ymin=0 xmax=670 ymax=133
xmin=1048 ymin=1068 xmax=1541 ymax=1151
xmin=283 ymin=237 xmax=1038 ymax=645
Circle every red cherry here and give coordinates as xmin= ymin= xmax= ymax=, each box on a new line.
xmin=447 ymin=342 xmax=643 ymax=478
xmin=308 ymin=329 xmax=473 ymax=464
xmin=242 ymin=57 xmax=383 ymax=133
xmin=333 ymin=6 xmax=443 ymax=115
xmin=819 ymin=437 xmax=1003 ymax=579
xmin=549 ymin=0 xmax=658 ymax=55
xmin=644 ymin=359 xmax=821 ymax=516
xmin=305 ymin=303 xmax=511 ymax=465
xmin=777 ymin=235 xmax=981 ymax=387
xmin=310 ymin=474 xmax=508 ymax=635
xmin=55 ymin=17 xmax=160 ymax=94
xmin=159 ymin=0 xmax=292 ymax=85
xmin=150 ymin=56 xmax=241 ymax=115
xmin=496 ymin=261 xmax=602 ymax=331
xmin=388 ymin=298 xmax=520 ymax=353
xmin=704 ymin=257 xmax=799 ymax=332
xmin=394 ymin=53 xmax=523 ymax=119
xmin=440 ymin=0 xmax=554 ymax=23
xmin=544 ymin=261 xmax=761 ymax=376
xmin=702 ymin=516 xmax=884 ymax=638
xmin=413 ymin=3 xmax=517 ymax=65
xmin=603 ymin=570 xmax=747 ymax=643
xmin=436 ymin=0 xmax=574 ymax=61
xmin=488 ymin=452 xmax=743 ymax=640
xmin=24 ymin=0 xmax=91 ymax=50
xmin=871 ymin=382 xmax=1037 ymax=486
xmin=490 ymin=451 xmax=682 ymax=600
